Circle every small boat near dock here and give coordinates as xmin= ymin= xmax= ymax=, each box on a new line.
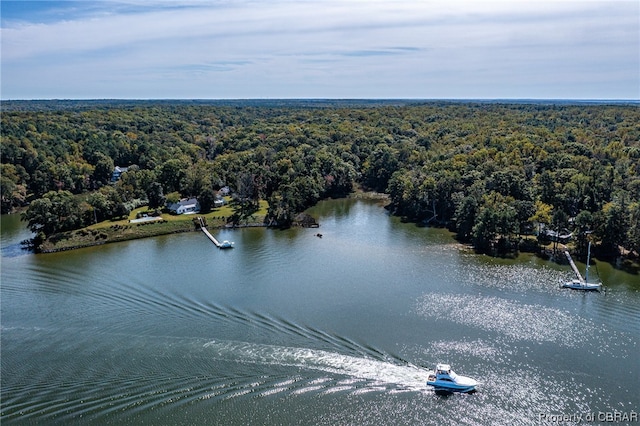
xmin=219 ymin=240 xmax=234 ymax=249
xmin=426 ymin=364 xmax=478 ymax=393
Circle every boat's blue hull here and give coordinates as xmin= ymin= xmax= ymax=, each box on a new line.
xmin=427 ymin=381 xmax=476 ymax=393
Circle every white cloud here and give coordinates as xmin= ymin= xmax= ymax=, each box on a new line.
xmin=1 ymin=0 xmax=638 ymax=99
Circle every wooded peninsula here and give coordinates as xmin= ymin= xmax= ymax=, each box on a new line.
xmin=2 ymin=100 xmax=639 ymax=260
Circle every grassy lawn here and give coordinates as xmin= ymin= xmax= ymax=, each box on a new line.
xmin=42 ymin=199 xmax=269 ymax=252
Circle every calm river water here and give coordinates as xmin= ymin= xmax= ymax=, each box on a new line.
xmin=1 ymin=199 xmax=639 ymax=425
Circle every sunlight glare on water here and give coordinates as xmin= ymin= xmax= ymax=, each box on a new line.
xmin=416 ymin=293 xmax=597 ymax=346
xmin=461 ymin=261 xmax=570 ymax=293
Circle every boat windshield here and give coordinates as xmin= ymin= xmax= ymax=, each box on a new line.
xmin=436 ymin=368 xmax=457 ymax=379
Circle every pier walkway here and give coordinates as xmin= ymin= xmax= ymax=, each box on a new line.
xmin=198 ymin=217 xmax=221 ymax=247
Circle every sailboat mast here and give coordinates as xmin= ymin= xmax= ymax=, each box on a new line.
xmin=586 ymin=241 xmax=591 ymax=284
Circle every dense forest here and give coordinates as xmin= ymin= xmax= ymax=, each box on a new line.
xmin=2 ymin=101 xmax=639 ymax=257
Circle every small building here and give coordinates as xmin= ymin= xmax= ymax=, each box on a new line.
xmin=167 ymin=198 xmax=200 ymax=215
xmin=213 ymin=196 xmax=225 ymax=208
xmin=111 ymin=166 xmax=129 ymax=182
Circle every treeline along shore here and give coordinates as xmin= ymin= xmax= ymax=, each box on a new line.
xmin=2 ymin=100 xmax=639 ymax=262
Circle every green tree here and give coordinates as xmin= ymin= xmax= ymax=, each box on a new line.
xmin=93 ymin=153 xmax=114 ymax=186
xmin=472 ymin=193 xmax=519 ymax=254
xmin=574 ymin=210 xmax=594 ymax=256
xmin=87 ymin=191 xmax=111 ymax=223
xmin=472 ymin=207 xmax=497 ymax=253
xmin=31 ymin=163 xmax=55 ymax=197
xmin=231 ymin=172 xmax=261 ymax=225
xmin=0 ymin=164 xmax=27 ymax=213
xmin=363 ymin=144 xmax=399 ymax=192
xmin=266 ymin=192 xmax=295 ymax=227
xmin=116 ymin=166 xmax=156 ymax=200
xmin=0 ymin=176 xmax=18 ymax=213
xmin=529 ymin=200 xmax=553 ymax=250
xmin=387 ymin=169 xmax=419 ymax=218
xmin=454 ymin=196 xmax=477 ymax=242
xmin=147 ymin=182 xmax=166 ymax=210
xmin=87 ymin=186 xmax=130 ymax=221
xmin=597 ymin=201 xmax=628 ymax=255
xmin=22 ymin=190 xmax=82 ymax=236
xmin=551 ymin=209 xmax=569 ymax=255
xmin=198 ymin=187 xmax=218 ymax=213
xmin=513 ymin=200 xmax=535 ymax=238
xmin=166 ymin=191 xmax=181 ymax=205
xmin=537 ymin=170 xmax=557 ymax=207
xmin=157 ymin=158 xmax=189 ymax=194
xmin=627 ymin=203 xmax=640 ymax=256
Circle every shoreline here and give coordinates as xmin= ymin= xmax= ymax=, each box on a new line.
xmin=32 ymin=191 xmax=386 ymax=254
xmin=37 ymin=217 xmax=269 ymax=253
xmin=26 ymin=193 xmax=640 ymax=274
xmin=39 ymin=228 xmax=196 ymax=253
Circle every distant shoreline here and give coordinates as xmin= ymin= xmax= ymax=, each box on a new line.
xmin=2 ymin=98 xmax=638 ymax=112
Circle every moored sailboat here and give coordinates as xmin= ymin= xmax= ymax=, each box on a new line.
xmin=562 ymin=242 xmax=602 ymax=291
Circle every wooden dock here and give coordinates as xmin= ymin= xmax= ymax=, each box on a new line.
xmin=202 ymin=225 xmax=222 ymax=247
xmin=564 ymin=250 xmax=585 ymax=283
xmin=197 ymin=217 xmax=232 ymax=248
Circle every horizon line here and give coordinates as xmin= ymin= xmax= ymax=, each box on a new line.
xmin=2 ymin=97 xmax=638 ymax=103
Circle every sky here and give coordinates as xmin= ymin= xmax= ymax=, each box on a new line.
xmin=1 ymin=0 xmax=638 ymax=100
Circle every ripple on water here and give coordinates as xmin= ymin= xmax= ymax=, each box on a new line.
xmin=2 ymin=324 xmax=441 ymax=423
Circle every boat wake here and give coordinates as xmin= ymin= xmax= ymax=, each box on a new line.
xmin=201 ymin=339 xmax=432 ymax=392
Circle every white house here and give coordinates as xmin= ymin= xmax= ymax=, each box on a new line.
xmin=167 ymin=198 xmax=200 ymax=215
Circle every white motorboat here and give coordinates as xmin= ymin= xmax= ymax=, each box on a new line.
xmin=561 ymin=242 xmax=602 ymax=291
xmin=219 ymin=240 xmax=234 ymax=249
xmin=426 ymin=364 xmax=478 ymax=393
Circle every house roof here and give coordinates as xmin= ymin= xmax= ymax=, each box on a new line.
xmin=177 ymin=198 xmax=198 ymax=206
xmin=167 ymin=198 xmax=200 ymax=211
